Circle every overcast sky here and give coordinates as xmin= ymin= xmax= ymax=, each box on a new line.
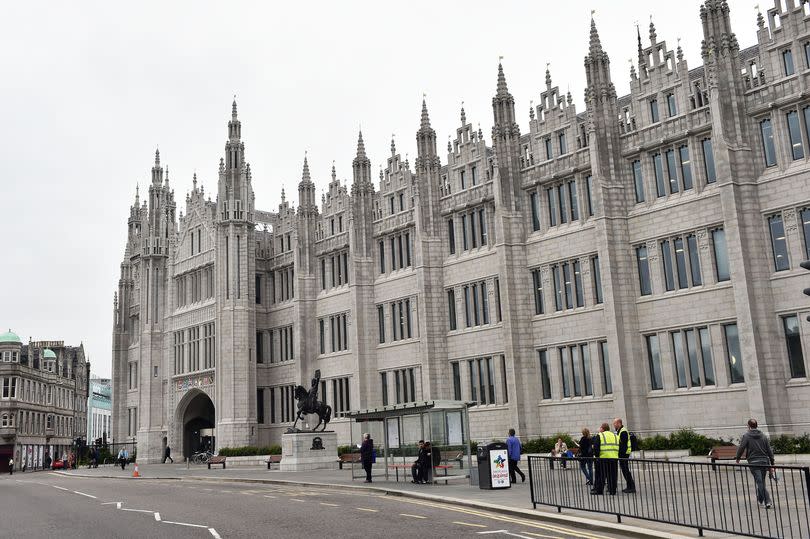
xmin=0 ymin=0 xmax=758 ymax=377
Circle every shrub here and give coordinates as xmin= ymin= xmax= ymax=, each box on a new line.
xmin=337 ymin=445 xmax=356 ymax=456
xmin=771 ymin=434 xmax=810 ymax=454
xmin=218 ymin=446 xmax=280 ymax=457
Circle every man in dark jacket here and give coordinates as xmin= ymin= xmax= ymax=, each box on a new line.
xmin=411 ymin=441 xmax=427 ymax=483
xmin=360 ymin=433 xmax=374 ymax=483
xmin=735 ymin=418 xmax=775 ymax=509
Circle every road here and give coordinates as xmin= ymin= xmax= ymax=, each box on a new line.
xmin=0 ymin=472 xmax=626 ymax=539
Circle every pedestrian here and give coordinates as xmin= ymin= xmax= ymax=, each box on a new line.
xmin=506 ymin=428 xmax=526 ymax=484
xmin=735 ymin=418 xmax=775 ymax=509
xmin=163 ymin=445 xmax=174 ymax=464
xmin=8 ymin=457 xmax=13 ymax=475
xmin=613 ymin=418 xmax=636 ymax=494
xmin=117 ymin=448 xmax=126 ymax=470
xmin=360 ymin=433 xmax=374 ymax=483
xmin=591 ymin=422 xmax=619 ymax=496
xmin=574 ymin=428 xmax=593 ymax=485
xmin=411 ymin=440 xmax=426 ymax=484
xmin=44 ymin=452 xmax=51 ymax=470
xmin=551 ymin=437 xmax=568 ymax=469
xmin=422 ymin=441 xmax=441 ymax=483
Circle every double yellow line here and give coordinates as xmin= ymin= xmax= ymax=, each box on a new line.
xmin=379 ymin=496 xmax=613 ymax=539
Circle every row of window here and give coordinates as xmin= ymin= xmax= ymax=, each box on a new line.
xmin=381 ymin=368 xmax=418 ymax=406
xmin=263 ymin=377 xmax=352 ymax=424
xmin=536 ymin=256 xmax=603 ymax=314
xmin=188 ymin=227 xmax=204 ymax=256
xmin=1 ymin=351 xmax=19 ymax=362
xmin=172 ymin=322 xmax=216 ymax=374
xmin=321 ymin=251 xmax=349 ymax=290
xmin=268 ymin=266 xmax=295 ymax=303
xmin=8 ymin=410 xmax=74 ymax=437
xmin=538 ymin=341 xmax=612 ymax=400
xmin=529 ymin=176 xmax=596 ymax=232
xmin=388 ymin=190 xmax=410 ymax=215
xmin=378 ymin=231 xmax=412 ymax=274
xmin=378 ymin=298 xmax=415 ymax=344
xmin=447 ymin=279 xmax=502 ymax=331
xmin=780 ymin=43 xmax=810 ymax=78
xmin=636 ymin=228 xmax=728 ymax=296
xmin=645 ymin=323 xmax=740 ymax=391
xmin=450 ymin=356 xmax=509 ymax=406
xmin=767 ymin=209 xmax=810 ymax=272
xmin=448 ymin=207 xmax=489 ymax=254
xmin=175 ymin=265 xmax=215 ymax=308
xmin=761 ymin=107 xmax=810 ymax=165
xmin=319 ymin=313 xmax=349 ymax=354
xmin=257 ymin=325 xmax=294 ymax=364
xmin=648 ymin=93 xmax=678 ymax=124
xmin=632 ymin=138 xmax=714 ymax=204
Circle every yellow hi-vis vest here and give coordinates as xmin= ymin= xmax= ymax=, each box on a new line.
xmin=599 ymin=431 xmax=619 ymax=459
xmin=617 ymin=426 xmax=631 ymax=458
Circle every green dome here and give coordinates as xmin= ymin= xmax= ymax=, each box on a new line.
xmin=0 ymin=330 xmax=21 ymax=344
xmin=43 ymin=348 xmax=57 ymax=358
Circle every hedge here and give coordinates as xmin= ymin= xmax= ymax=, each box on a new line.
xmin=218 ymin=445 xmax=281 ymax=457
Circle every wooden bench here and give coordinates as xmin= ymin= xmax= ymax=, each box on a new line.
xmin=709 ymin=445 xmax=738 ymax=470
xmin=338 ymin=453 xmax=361 ymax=470
xmin=265 ymin=455 xmax=282 ymax=470
xmin=207 ymin=456 xmax=226 ymax=469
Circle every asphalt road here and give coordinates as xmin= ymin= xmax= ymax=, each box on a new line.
xmin=0 ymin=472 xmax=625 ymax=539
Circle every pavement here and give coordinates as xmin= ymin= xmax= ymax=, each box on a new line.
xmin=0 ymin=462 xmax=727 ymax=539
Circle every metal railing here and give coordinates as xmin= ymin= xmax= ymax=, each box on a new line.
xmin=527 ymin=455 xmax=810 ymax=539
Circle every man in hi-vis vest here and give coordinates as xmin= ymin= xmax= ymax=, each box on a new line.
xmin=614 ymin=418 xmax=636 ymax=494
xmin=591 ymin=422 xmax=619 ymax=495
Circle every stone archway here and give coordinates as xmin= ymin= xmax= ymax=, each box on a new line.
xmin=175 ymin=389 xmax=215 ymax=459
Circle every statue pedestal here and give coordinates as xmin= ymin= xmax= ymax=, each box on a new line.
xmin=280 ymin=431 xmax=339 ymax=472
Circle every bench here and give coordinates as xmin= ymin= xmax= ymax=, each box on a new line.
xmin=207 ymin=456 xmax=226 ymax=469
xmin=266 ymin=455 xmax=282 ymax=470
xmin=443 ymin=452 xmax=465 ymax=469
xmin=709 ymin=445 xmax=738 ymax=470
xmin=338 ymin=453 xmax=361 ymax=470
xmin=387 ymin=463 xmax=455 ymax=483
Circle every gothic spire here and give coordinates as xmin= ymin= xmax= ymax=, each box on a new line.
xmin=637 ymin=23 xmax=645 ymax=66
xmin=460 ymin=102 xmax=466 ymax=125
xmin=154 ymin=147 xmax=160 ymax=167
xmin=496 ymin=61 xmax=509 ymax=97
xmin=420 ymin=98 xmax=431 ymax=130
xmin=331 ymin=160 xmax=337 ymax=182
xmin=589 ymin=17 xmax=604 ymax=56
xmin=391 ymin=135 xmax=396 ymax=155
xmin=545 ymin=64 xmax=552 ymax=89
xmin=301 ymin=154 xmax=311 ymax=183
xmin=232 ymin=97 xmax=238 ymax=120
xmin=649 ymin=17 xmax=657 ymax=44
xmin=356 ymin=130 xmax=367 ymax=159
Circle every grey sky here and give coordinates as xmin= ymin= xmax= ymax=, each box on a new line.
xmin=0 ymin=0 xmax=757 ymax=377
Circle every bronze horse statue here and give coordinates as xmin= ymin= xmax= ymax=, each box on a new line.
xmin=291 ymin=370 xmax=332 ymax=431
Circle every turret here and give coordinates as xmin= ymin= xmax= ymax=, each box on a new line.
xmin=351 ymin=130 xmax=373 ymax=192
xmin=490 ymin=62 xmax=522 ymax=211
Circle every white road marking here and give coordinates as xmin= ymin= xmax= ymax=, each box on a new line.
xmin=100 ymin=502 xmax=121 ymax=505
xmin=162 ymin=520 xmax=209 ymax=528
xmin=154 ymin=512 xmax=161 ymax=521
xmin=202 ymin=488 xmax=213 ymax=491
xmin=209 ymin=528 xmax=222 ymax=539
xmin=399 ymin=513 xmax=427 ymax=519
xmin=320 ymin=502 xmax=339 ymax=507
xmin=116 ymin=502 xmax=122 ymax=509
xmin=290 ymin=498 xmax=306 ymax=502
xmin=53 ymin=485 xmax=69 ymax=491
xmin=356 ymin=507 xmax=378 ymax=512
xmin=121 ymin=508 xmax=154 ymax=514
xmin=74 ymin=491 xmax=97 ymax=499
xmin=454 ymin=521 xmax=487 ymax=528
xmin=263 ymin=495 xmax=276 ymax=499
xmin=477 ymin=531 xmax=537 ymax=539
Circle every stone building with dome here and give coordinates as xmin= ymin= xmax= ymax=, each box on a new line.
xmin=113 ymin=0 xmax=810 ymax=463
xmin=0 ymin=330 xmax=90 ymax=472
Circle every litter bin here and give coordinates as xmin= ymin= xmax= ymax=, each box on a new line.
xmin=476 ymin=442 xmax=511 ymax=490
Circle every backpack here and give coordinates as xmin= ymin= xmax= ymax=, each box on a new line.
xmin=629 ymin=432 xmax=641 ymax=452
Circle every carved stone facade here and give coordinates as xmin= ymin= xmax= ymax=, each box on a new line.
xmin=113 ymin=1 xmax=810 ymax=462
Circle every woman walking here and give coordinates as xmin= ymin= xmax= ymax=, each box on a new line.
xmin=576 ymin=428 xmax=593 ymax=485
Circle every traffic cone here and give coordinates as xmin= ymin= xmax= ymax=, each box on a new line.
xmin=132 ymin=462 xmax=140 ymax=478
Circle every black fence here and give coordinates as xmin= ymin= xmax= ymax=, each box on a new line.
xmin=527 ymin=455 xmax=810 ymax=539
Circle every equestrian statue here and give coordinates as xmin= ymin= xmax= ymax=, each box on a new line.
xmin=290 ymin=369 xmax=332 ymax=432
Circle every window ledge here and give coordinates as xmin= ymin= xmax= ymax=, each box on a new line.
xmin=448 ymin=324 xmax=499 ymax=336
xmin=537 ymin=396 xmax=613 ymax=406
xmin=469 ymin=404 xmax=510 ymax=412
xmin=377 ymin=338 xmax=420 ymax=349
xmin=636 ymin=281 xmax=733 ymax=303
xmin=646 ymin=385 xmax=747 ymax=398
xmin=317 ymin=350 xmax=353 ymax=359
xmin=785 ymin=378 xmax=810 ymax=388
xmin=533 ymin=305 xmax=604 ymax=321
xmin=445 ymin=247 xmax=495 ymax=266
xmin=259 ymin=360 xmax=296 ymax=368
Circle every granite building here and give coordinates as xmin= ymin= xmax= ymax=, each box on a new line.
xmin=112 ymin=0 xmax=810 ymax=463
xmin=87 ymin=377 xmax=111 ymax=444
xmin=0 ymin=331 xmax=90 ymax=471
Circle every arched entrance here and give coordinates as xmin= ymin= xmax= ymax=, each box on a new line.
xmin=177 ymin=390 xmax=215 ymax=459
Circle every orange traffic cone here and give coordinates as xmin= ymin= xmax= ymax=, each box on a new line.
xmin=132 ymin=462 xmax=140 ymax=478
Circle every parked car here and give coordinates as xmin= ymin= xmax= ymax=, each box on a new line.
xmin=51 ymin=459 xmax=65 ymax=470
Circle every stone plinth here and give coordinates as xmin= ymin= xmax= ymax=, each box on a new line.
xmin=279 ymin=431 xmax=339 ymax=472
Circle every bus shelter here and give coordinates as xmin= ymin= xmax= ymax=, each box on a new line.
xmin=345 ymin=400 xmax=473 ymax=483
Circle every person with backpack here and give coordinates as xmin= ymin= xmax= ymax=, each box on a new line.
xmin=613 ymin=418 xmax=636 ymax=494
